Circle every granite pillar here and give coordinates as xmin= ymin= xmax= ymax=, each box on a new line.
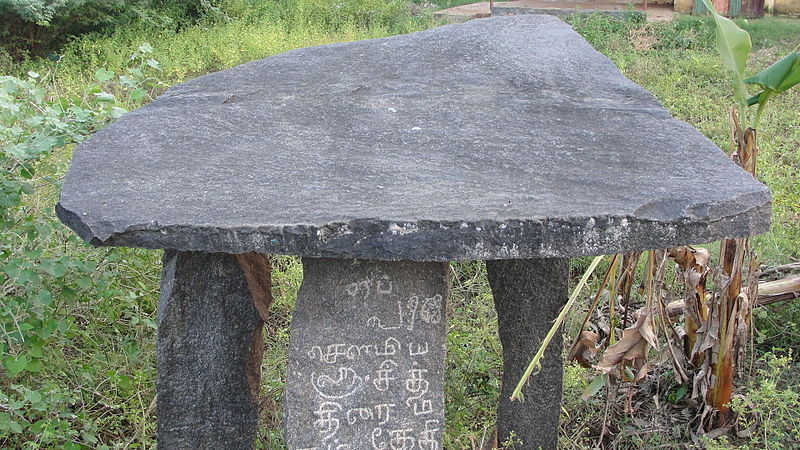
xmin=487 ymin=258 xmax=568 ymax=449
xmin=156 ymin=251 xmax=270 ymax=449
xmin=286 ymin=258 xmax=449 ymax=449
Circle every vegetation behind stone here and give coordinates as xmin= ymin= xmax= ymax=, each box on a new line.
xmin=0 ymin=5 xmax=798 ymax=448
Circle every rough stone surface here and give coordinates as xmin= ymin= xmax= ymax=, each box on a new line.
xmin=157 ymin=251 xmax=263 ymax=449
xmin=56 ymin=15 xmax=770 ymax=260
xmin=492 ymin=5 xmax=647 ymax=19
xmin=286 ymin=258 xmax=449 ymax=449
xmin=486 ymin=258 xmax=568 ymax=449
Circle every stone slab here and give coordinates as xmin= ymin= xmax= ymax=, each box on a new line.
xmin=57 ymin=15 xmax=770 ymax=260
xmin=487 ymin=258 xmax=568 ymax=449
xmin=285 ymin=258 xmax=449 ymax=449
xmin=492 ymin=5 xmax=647 ymax=19
xmin=157 ymin=251 xmax=264 ymax=449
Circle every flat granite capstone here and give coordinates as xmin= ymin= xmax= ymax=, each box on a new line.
xmin=56 ymin=14 xmax=770 ymax=261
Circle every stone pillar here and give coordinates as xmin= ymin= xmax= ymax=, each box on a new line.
xmin=286 ymin=258 xmax=449 ymax=449
xmin=486 ymin=258 xmax=568 ymax=450
xmin=157 ymin=251 xmax=270 ymax=449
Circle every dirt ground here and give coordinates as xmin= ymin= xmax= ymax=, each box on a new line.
xmin=436 ymin=0 xmax=676 ymax=22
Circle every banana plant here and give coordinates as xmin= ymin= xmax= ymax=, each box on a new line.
xmin=745 ymin=52 xmax=800 ymax=129
xmin=701 ymin=0 xmax=800 ymax=129
xmin=698 ymin=0 xmax=800 ymax=428
xmin=518 ymin=4 xmax=800 ymax=434
xmin=700 ymin=0 xmax=751 ymax=120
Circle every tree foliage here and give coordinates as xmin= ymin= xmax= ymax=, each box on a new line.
xmin=0 ymin=0 xmax=205 ymax=56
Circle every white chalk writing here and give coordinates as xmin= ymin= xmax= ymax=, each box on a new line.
xmin=347 ymin=407 xmax=374 ymax=425
xmin=347 ymin=271 xmax=393 ymax=299
xmin=405 ymin=369 xmax=429 ymax=400
xmin=409 ymin=342 xmax=429 ymax=356
xmin=375 ymin=337 xmax=401 ymax=357
xmin=368 ymin=294 xmax=442 ymax=332
xmin=419 ymin=295 xmax=442 ymax=324
xmin=372 ymin=360 xmax=397 ymax=391
xmin=405 ymin=369 xmax=432 ymax=416
xmin=308 ymin=344 xmax=347 ymax=364
xmin=313 ymin=401 xmax=342 ymax=441
xmin=298 ymin=269 xmax=446 ymax=449
xmin=312 ymin=368 xmax=364 ymax=399
xmin=299 ymin=444 xmax=352 ymax=450
xmin=375 ymin=403 xmax=394 ymax=425
xmin=371 ymin=428 xmax=387 ymax=450
xmin=412 ymin=399 xmax=433 ymax=416
xmin=389 ymin=428 xmax=416 ymax=450
xmin=417 ymin=420 xmax=441 ymax=450
xmin=344 ymin=403 xmax=396 ymax=427
xmin=405 ymin=296 xmax=419 ymax=331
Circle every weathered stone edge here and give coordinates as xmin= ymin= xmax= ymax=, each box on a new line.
xmin=55 ymin=191 xmax=770 ymax=261
xmin=491 ymin=6 xmax=648 ymax=19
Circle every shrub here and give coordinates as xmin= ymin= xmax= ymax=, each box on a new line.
xmin=0 ymin=47 xmax=164 ymax=447
xmin=0 ymin=0 xmax=424 ymax=58
xmin=1 ymin=0 xmax=135 ymax=55
xmin=0 ymin=0 xmax=209 ymax=57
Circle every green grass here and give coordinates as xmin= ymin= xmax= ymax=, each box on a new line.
xmin=2 ymin=8 xmax=799 ymax=449
xmin=738 ymin=17 xmax=800 ymax=49
xmin=5 ymin=0 xmax=440 ymax=90
xmin=430 ymin=0 xmax=485 ymax=10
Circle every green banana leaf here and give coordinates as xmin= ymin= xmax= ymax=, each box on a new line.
xmin=745 ymin=52 xmax=800 ymax=106
xmin=700 ymin=0 xmax=752 ymax=113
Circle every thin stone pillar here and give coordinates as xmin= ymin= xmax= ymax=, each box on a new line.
xmin=285 ymin=258 xmax=449 ymax=449
xmin=157 ymin=251 xmax=271 ymax=449
xmin=487 ymin=258 xmax=568 ymax=450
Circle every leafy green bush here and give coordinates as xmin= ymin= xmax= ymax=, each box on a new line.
xmin=0 ymin=0 xmax=211 ymax=57
xmin=0 ymin=0 xmax=425 ymax=58
xmin=0 ymin=46 xmax=163 ymax=447
xmin=0 ymin=0 xmax=71 ymax=24
xmin=21 ymin=0 xmax=434 ymax=91
xmin=1 ymin=0 xmax=137 ymax=55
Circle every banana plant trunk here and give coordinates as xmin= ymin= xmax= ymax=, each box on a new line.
xmin=707 ymin=115 xmax=758 ymax=426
